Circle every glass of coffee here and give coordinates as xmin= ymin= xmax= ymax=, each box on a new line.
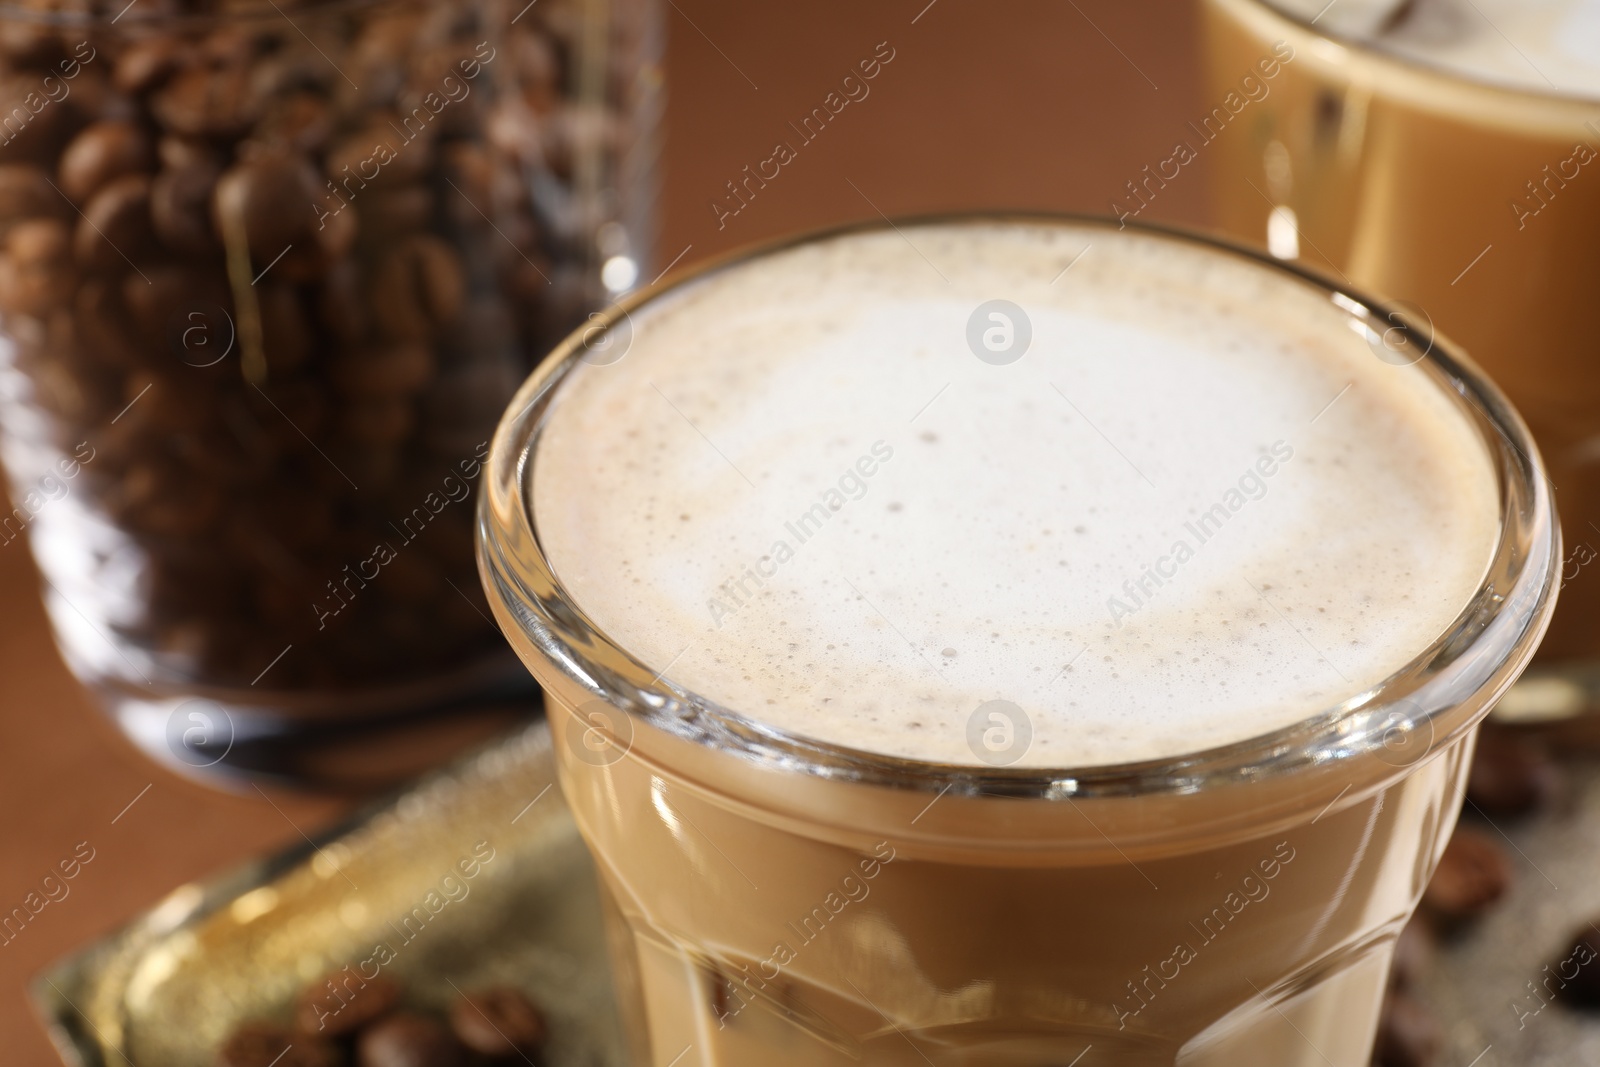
xmin=1201 ymin=0 xmax=1600 ymax=688
xmin=479 ymin=217 xmax=1557 ymax=1065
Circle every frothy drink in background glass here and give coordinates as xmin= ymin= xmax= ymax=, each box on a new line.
xmin=1203 ymin=0 xmax=1600 ymax=674
xmin=480 ymin=219 xmax=1558 ymax=1065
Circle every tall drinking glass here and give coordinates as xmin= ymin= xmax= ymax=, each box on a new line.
xmin=480 ymin=216 xmax=1558 ymax=1065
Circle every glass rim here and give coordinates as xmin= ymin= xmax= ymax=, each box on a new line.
xmin=1219 ymin=0 xmax=1600 ymax=110
xmin=478 ymin=211 xmax=1561 ymax=799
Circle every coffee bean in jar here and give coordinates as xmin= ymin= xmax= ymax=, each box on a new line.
xmin=0 ymin=0 xmax=659 ymax=786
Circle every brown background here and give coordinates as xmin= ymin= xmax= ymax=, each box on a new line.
xmin=0 ymin=1 xmax=1213 ymax=1060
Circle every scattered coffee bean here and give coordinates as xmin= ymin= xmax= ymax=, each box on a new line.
xmin=1372 ymin=989 xmax=1442 ymax=1067
xmin=449 ymin=986 xmax=548 ymax=1057
xmin=357 ymin=1013 xmax=466 ymax=1067
xmin=1467 ymin=726 xmax=1562 ymax=818
xmin=225 ymin=972 xmax=556 ymax=1067
xmin=1420 ymin=825 xmax=1512 ymax=927
xmin=1552 ymin=925 xmax=1600 ymax=1008
xmin=295 ymin=972 xmax=401 ymax=1036
xmin=217 ymin=1023 xmax=339 ymax=1067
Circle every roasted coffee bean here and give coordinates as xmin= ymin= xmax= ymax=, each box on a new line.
xmin=439 ymin=141 xmax=496 ymax=207
xmin=153 ymin=63 xmax=255 ymax=137
xmin=1372 ymin=990 xmax=1442 ymax=1067
xmin=1420 ymin=825 xmax=1511 ymax=926
xmin=112 ymin=36 xmax=184 ymax=95
xmin=246 ymin=50 xmax=332 ymax=114
xmin=0 ymin=165 xmax=63 ymax=235
xmin=151 ymin=161 xmax=221 ymax=254
xmin=330 ymin=343 xmax=434 ymax=396
xmin=60 ymin=120 xmax=154 ymax=204
xmin=64 ymin=64 xmax=124 ymax=123
xmin=358 ymin=184 xmax=432 ymax=237
xmin=0 ymin=3 xmax=60 ymax=67
xmin=345 ymin=17 xmax=421 ymax=106
xmin=357 ymin=1013 xmax=465 ymax=1067
xmin=507 ymin=29 xmax=560 ymax=90
xmin=369 ymin=235 xmax=464 ymax=341
xmin=158 ymin=134 xmax=222 ymax=171
xmin=0 ymin=72 xmax=70 ymax=156
xmin=325 ymin=122 xmax=431 ymax=187
xmin=213 ymin=153 xmax=322 ymax=258
xmin=295 ymin=972 xmax=401 ymax=1036
xmin=216 ymin=1022 xmax=339 ymax=1067
xmin=201 ymin=25 xmax=259 ymax=65
xmin=449 ymin=987 xmax=548 ymax=1058
xmin=75 ymin=174 xmax=155 ymax=270
xmin=1552 ymin=926 xmax=1600 ymax=1007
xmin=0 ymin=218 xmax=75 ymax=313
xmin=251 ymin=91 xmax=334 ymax=154
xmin=1468 ymin=726 xmax=1561 ymax=818
xmin=309 ymin=194 xmax=358 ymax=265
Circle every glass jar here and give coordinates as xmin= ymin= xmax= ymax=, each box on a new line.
xmin=0 ymin=0 xmax=659 ymax=786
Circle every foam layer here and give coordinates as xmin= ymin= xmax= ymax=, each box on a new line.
xmin=1268 ymin=0 xmax=1600 ymax=98
xmin=531 ymin=222 xmax=1501 ymax=767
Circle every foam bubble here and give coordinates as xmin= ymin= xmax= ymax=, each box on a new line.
xmin=531 ymin=221 xmax=1500 ymax=767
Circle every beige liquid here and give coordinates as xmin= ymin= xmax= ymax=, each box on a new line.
xmin=515 ymin=222 xmax=1510 ymax=1065
xmin=1205 ymin=0 xmax=1600 ymax=663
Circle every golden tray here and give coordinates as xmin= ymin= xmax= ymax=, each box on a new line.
xmin=33 ymin=721 xmax=625 ymax=1066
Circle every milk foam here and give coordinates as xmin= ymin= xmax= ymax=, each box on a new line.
xmin=1269 ymin=0 xmax=1600 ymax=98
xmin=532 ymin=222 xmax=1500 ymax=767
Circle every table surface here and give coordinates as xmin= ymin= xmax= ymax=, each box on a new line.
xmin=0 ymin=2 xmax=1207 ymax=1060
